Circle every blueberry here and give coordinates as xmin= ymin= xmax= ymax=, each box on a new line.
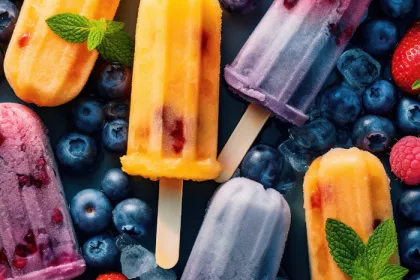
xmin=113 ymin=198 xmax=153 ymax=237
xmin=400 ymin=227 xmax=420 ymax=270
xmin=363 ymin=80 xmax=396 ymax=115
xmin=72 ymin=98 xmax=105 ymax=134
xmin=83 ymin=236 xmax=119 ymax=269
xmin=399 ymin=190 xmax=420 ymax=223
xmin=218 ymin=0 xmax=260 ymax=14
xmin=104 ymin=101 xmax=130 ymax=120
xmin=70 ymin=189 xmax=113 ymax=234
xmin=352 ymin=115 xmax=396 ymax=153
xmin=101 ymin=168 xmax=131 ymax=202
xmin=380 ymin=0 xmax=414 ymax=18
xmin=361 ymin=20 xmax=399 ymax=56
xmin=396 ymin=97 xmax=420 ymax=136
xmin=102 ymin=119 xmax=128 ymax=153
xmin=318 ymin=85 xmax=362 ymax=126
xmin=240 ymin=144 xmax=283 ymax=189
xmin=337 ymin=49 xmax=381 ymax=89
xmin=55 ymin=132 xmax=98 ymax=173
xmin=95 ymin=61 xmax=132 ymax=101
xmin=409 ymin=273 xmax=420 ymax=280
xmin=289 ymin=118 xmax=336 ymax=151
xmin=0 ymin=0 xmax=18 ymax=43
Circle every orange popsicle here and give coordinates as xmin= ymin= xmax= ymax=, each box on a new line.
xmin=121 ymin=0 xmax=221 ymax=182
xmin=304 ymin=148 xmax=397 ymax=280
xmin=4 ymin=0 xmax=120 ymax=107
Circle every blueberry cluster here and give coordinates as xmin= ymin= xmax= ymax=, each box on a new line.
xmin=70 ymin=169 xmax=155 ymax=272
xmin=55 ymin=61 xmax=131 ymax=173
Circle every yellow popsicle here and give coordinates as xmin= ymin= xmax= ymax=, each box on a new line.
xmin=4 ymin=0 xmax=120 ymax=107
xmin=304 ymin=148 xmax=397 ymax=280
xmin=121 ymin=0 xmax=222 ymax=181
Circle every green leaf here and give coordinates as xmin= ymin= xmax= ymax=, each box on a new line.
xmin=366 ymin=219 xmax=398 ymax=275
xmin=105 ymin=20 xmax=125 ymax=34
xmin=352 ymin=253 xmax=372 ymax=280
xmin=377 ymin=264 xmax=409 ymax=280
xmin=325 ymin=218 xmax=366 ymax=277
xmin=97 ymin=30 xmax=134 ymax=67
xmin=412 ymin=79 xmax=420 ymax=90
xmin=87 ymin=19 xmax=106 ymax=51
xmin=46 ymin=13 xmax=90 ymax=43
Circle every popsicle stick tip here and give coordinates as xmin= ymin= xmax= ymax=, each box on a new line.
xmin=156 ymin=253 xmax=179 ymax=269
xmin=155 ymin=178 xmax=183 ymax=270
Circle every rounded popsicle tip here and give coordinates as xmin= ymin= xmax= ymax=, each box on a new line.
xmin=156 ymin=253 xmax=179 ymax=270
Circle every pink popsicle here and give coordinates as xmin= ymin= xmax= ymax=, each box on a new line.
xmin=0 ymin=103 xmax=85 ymax=280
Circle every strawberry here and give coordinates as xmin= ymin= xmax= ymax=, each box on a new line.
xmin=392 ymin=21 xmax=420 ymax=95
xmin=96 ymin=272 xmax=127 ymax=280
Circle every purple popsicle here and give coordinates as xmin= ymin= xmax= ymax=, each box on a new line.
xmin=217 ymin=0 xmax=371 ymax=183
xmin=0 ymin=103 xmax=85 ymax=280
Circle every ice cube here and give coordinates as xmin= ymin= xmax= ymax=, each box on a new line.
xmin=142 ymin=267 xmax=177 ymax=280
xmin=289 ymin=118 xmax=336 ymax=151
xmin=337 ymin=49 xmax=381 ymax=89
xmin=121 ymin=245 xmax=157 ymax=279
xmin=116 ymin=233 xmax=141 ymax=251
xmin=274 ymin=159 xmax=296 ymax=195
xmin=278 ymin=140 xmax=317 ymax=173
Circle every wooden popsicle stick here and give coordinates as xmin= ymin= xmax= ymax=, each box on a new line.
xmin=215 ymin=103 xmax=271 ymax=183
xmin=156 ymin=178 xmax=183 ymax=269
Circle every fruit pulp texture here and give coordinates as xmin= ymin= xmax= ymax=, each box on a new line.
xmin=121 ymin=0 xmax=222 ymax=181
xmin=304 ymin=148 xmax=396 ymax=280
xmin=224 ymin=0 xmax=371 ymax=125
xmin=4 ymin=0 xmax=120 ymax=107
xmin=0 ymin=103 xmax=85 ymax=279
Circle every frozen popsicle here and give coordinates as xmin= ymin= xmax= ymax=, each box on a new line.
xmin=0 ymin=103 xmax=85 ymax=279
xmin=181 ymin=177 xmax=291 ymax=280
xmin=304 ymin=148 xmax=397 ymax=280
xmin=4 ymin=0 xmax=120 ymax=107
xmin=216 ymin=0 xmax=371 ymax=183
xmin=120 ymin=0 xmax=222 ymax=269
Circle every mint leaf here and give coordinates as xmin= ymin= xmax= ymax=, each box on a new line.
xmin=87 ymin=19 xmax=106 ymax=51
xmin=105 ymin=20 xmax=125 ymax=34
xmin=325 ymin=218 xmax=366 ymax=277
xmin=377 ymin=264 xmax=408 ymax=280
xmin=352 ymin=253 xmax=371 ymax=280
xmin=46 ymin=13 xmax=90 ymax=43
xmin=412 ymin=79 xmax=420 ymax=90
xmin=97 ymin=31 xmax=134 ymax=67
xmin=366 ymin=219 xmax=398 ymax=275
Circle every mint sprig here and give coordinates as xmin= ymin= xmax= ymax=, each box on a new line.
xmin=325 ymin=218 xmax=408 ymax=280
xmin=46 ymin=13 xmax=134 ymax=67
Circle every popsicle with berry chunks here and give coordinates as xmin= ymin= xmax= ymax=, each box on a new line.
xmin=181 ymin=178 xmax=290 ymax=280
xmin=304 ymin=148 xmax=397 ymax=280
xmin=120 ymin=0 xmax=222 ymax=269
xmin=0 ymin=103 xmax=85 ymax=279
xmin=4 ymin=0 xmax=120 ymax=107
xmin=216 ymin=0 xmax=371 ymax=183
